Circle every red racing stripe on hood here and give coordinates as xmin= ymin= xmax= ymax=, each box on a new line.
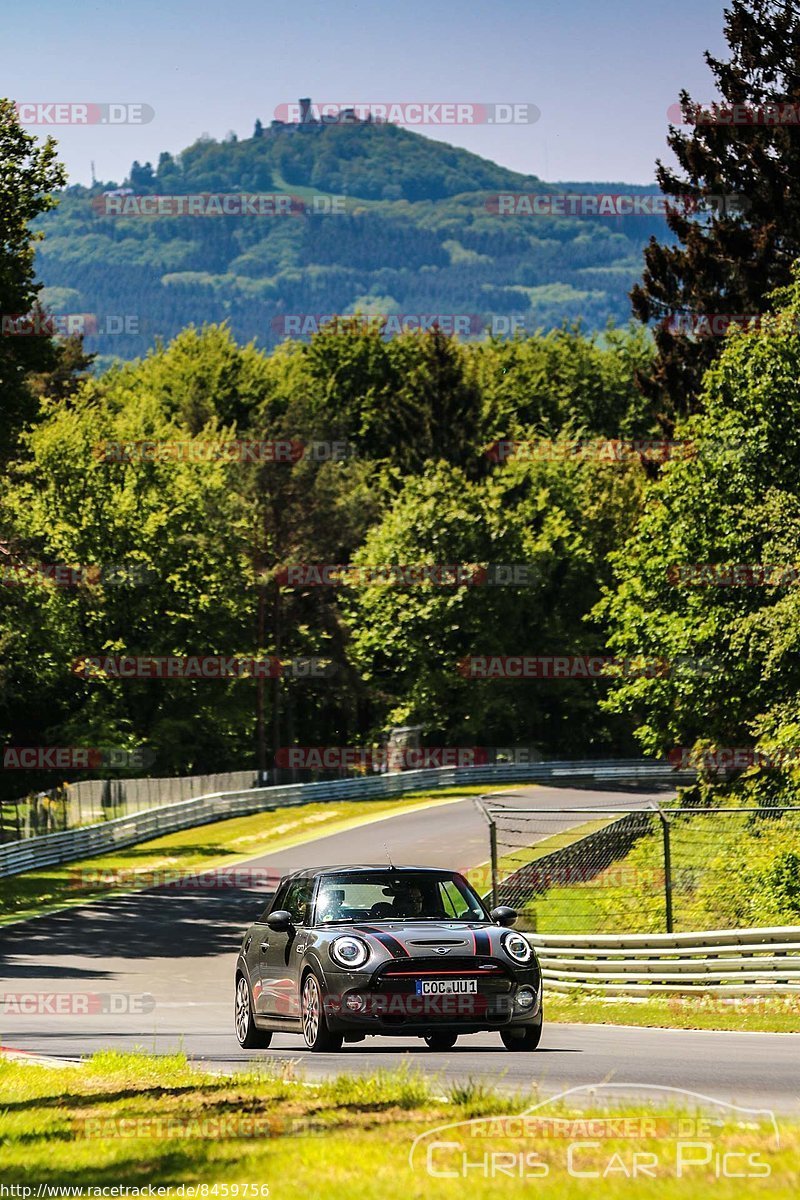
xmin=357 ymin=925 xmax=411 ymax=958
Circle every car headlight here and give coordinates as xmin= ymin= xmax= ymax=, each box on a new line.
xmin=330 ymin=935 xmax=370 ymax=969
xmin=502 ymin=931 xmax=532 ymax=964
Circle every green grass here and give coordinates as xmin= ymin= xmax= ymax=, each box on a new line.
xmin=545 ymin=990 xmax=800 ymax=1033
xmin=1 ymin=1051 xmax=797 ymax=1197
xmin=0 ymin=784 xmax=511 ymax=924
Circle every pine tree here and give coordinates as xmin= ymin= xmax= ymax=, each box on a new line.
xmin=632 ymin=0 xmax=800 ymax=421
xmin=254 ymin=118 xmax=264 ymax=138
xmin=129 ymin=160 xmax=155 ymax=190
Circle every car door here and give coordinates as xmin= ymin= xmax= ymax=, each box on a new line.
xmin=243 ymin=914 xmax=269 ymax=1010
xmin=259 ymin=876 xmax=314 ymax=1019
xmin=248 ymin=885 xmax=288 ymax=1014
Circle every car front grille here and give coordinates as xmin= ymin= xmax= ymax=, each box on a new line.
xmin=369 ymin=956 xmax=516 ymax=1024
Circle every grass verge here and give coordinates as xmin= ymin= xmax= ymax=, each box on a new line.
xmin=0 ymin=1051 xmax=796 ymax=1197
xmin=544 ymin=990 xmax=800 ymax=1033
xmin=0 ymin=785 xmax=507 ymax=924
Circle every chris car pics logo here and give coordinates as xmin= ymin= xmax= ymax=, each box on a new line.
xmin=409 ymin=1085 xmax=779 ymax=1181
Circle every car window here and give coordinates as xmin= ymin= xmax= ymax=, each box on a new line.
xmin=313 ymin=872 xmax=488 ymax=923
xmin=283 ymin=878 xmax=313 ymax=925
xmin=262 ymin=880 xmax=289 ymax=922
xmin=439 ymin=879 xmax=473 ymax=918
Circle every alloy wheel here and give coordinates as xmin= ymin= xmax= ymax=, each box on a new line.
xmin=235 ymin=976 xmax=251 ymax=1043
xmin=302 ymin=975 xmax=320 ymax=1046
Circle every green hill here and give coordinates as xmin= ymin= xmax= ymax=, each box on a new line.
xmin=34 ymin=120 xmax=668 ymax=360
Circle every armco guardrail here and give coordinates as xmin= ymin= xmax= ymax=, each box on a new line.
xmin=0 ymin=758 xmax=686 ymax=878
xmin=529 ymin=927 xmax=800 ymax=995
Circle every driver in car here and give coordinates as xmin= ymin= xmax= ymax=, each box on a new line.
xmin=391 ymin=884 xmax=425 ymax=918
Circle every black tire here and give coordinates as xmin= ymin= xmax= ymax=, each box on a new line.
xmin=423 ymin=1031 xmax=459 ymax=1051
xmin=301 ymin=972 xmax=343 ymax=1052
xmin=235 ymin=974 xmax=273 ymax=1049
xmin=500 ymin=1014 xmax=543 ymax=1051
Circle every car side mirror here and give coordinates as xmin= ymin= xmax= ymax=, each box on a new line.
xmin=266 ymin=909 xmax=293 ymax=932
xmin=490 ymin=905 xmax=518 ymax=927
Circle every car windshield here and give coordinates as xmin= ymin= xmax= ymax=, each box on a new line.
xmin=313 ymin=871 xmax=489 ymax=925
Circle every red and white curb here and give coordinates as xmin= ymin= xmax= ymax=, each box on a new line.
xmin=0 ymin=1043 xmax=80 ymax=1067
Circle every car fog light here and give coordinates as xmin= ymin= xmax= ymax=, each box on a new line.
xmin=345 ymin=993 xmax=366 ymax=1012
xmin=515 ymin=987 xmax=535 ymax=1010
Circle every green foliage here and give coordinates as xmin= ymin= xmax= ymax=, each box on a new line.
xmin=345 ymin=443 xmax=646 ymax=751
xmin=599 ymin=272 xmax=800 ymax=769
xmin=0 ymin=97 xmax=68 ymax=455
xmin=0 ymin=316 xmax=654 ymax=791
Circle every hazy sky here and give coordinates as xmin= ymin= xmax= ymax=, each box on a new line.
xmin=2 ymin=0 xmax=729 ymax=186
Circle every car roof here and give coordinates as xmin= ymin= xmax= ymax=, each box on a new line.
xmin=278 ymin=864 xmax=463 ymax=883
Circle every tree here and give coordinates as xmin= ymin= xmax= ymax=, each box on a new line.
xmin=346 ymin=451 xmax=645 ymax=755
xmin=0 ymin=97 xmax=66 ymax=457
xmin=632 ymin=0 xmax=800 ymax=420
xmin=0 ymin=367 xmax=255 ymax=791
xmin=302 ymin=321 xmax=487 ymax=474
xmin=128 ymin=160 xmax=155 ymax=190
xmin=253 ymin=119 xmax=264 ymax=138
xmin=601 ymin=273 xmax=800 ymax=781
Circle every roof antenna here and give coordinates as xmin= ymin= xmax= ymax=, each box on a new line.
xmin=384 ymin=842 xmax=395 ymax=869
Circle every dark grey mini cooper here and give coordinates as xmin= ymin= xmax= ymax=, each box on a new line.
xmin=235 ymin=865 xmax=542 ymax=1052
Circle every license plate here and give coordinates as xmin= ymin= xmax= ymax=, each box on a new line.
xmin=415 ymin=979 xmax=478 ymax=996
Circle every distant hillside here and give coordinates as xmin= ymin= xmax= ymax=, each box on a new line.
xmin=34 ymin=121 xmax=670 ymax=360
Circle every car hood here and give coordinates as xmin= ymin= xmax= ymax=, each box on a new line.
xmin=340 ymin=920 xmax=513 ymax=959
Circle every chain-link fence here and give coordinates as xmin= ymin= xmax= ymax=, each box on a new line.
xmin=475 ymin=798 xmax=800 ymax=934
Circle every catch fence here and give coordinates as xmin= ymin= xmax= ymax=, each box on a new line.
xmin=475 ymin=798 xmax=800 ymax=934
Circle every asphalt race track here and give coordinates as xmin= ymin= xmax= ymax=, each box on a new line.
xmin=1 ymin=785 xmax=798 ymax=1114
